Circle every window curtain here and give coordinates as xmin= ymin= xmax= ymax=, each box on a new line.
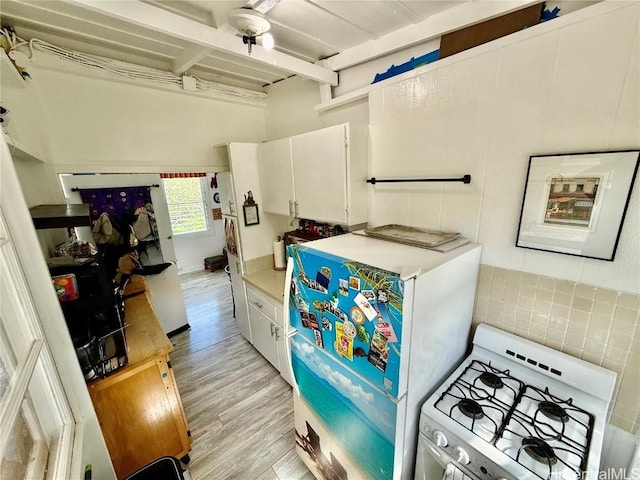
xmin=79 ymin=186 xmax=161 ymax=278
xmin=79 ymin=186 xmax=153 ymax=224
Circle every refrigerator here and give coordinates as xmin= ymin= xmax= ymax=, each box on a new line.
xmin=283 ymin=233 xmax=481 ymax=480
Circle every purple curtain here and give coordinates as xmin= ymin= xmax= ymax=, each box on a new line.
xmin=79 ymin=186 xmax=152 ymax=224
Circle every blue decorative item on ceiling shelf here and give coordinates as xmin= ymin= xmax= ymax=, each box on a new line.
xmin=541 ymin=6 xmax=561 ymax=21
xmin=371 ymin=49 xmax=439 ymax=84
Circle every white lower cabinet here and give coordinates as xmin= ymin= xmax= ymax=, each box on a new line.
xmin=246 ymin=285 xmax=292 ymax=386
xmin=229 ymin=253 xmax=251 ymax=343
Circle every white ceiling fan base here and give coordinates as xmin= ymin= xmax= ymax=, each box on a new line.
xmin=228 ymin=9 xmax=271 ymax=37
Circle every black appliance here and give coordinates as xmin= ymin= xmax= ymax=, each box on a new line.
xmin=30 ymin=203 xmax=129 ymax=381
xmin=48 ymin=254 xmax=128 ymax=381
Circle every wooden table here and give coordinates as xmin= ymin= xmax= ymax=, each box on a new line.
xmin=87 ymin=276 xmax=191 ymax=479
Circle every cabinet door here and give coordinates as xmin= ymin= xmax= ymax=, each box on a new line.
xmin=88 ymin=356 xmax=191 ymax=479
xmin=229 ymin=253 xmax=251 ymax=342
xmin=217 ymin=171 xmax=236 ymax=216
xmin=248 ymin=305 xmax=279 ymax=370
xmin=257 ymin=138 xmax=294 ymax=217
xmin=291 ymin=124 xmax=348 ymax=224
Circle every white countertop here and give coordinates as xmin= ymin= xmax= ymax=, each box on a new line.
xmin=243 ymin=267 xmax=286 ymax=303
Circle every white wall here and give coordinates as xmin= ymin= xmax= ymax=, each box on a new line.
xmin=264 ymin=76 xmax=368 ymax=141
xmin=368 ymin=1 xmax=640 ymax=294
xmin=4 ymin=52 xmax=268 ymax=272
xmin=3 ymin=51 xmax=268 ymax=203
xmin=20 ymin=52 xmax=267 ymax=174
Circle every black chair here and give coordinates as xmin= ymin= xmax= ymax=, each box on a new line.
xmin=123 ymin=456 xmax=185 ymax=480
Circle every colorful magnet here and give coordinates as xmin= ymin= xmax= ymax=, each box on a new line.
xmin=339 ymin=278 xmax=349 ymax=296
xmin=321 ymin=316 xmax=332 ymax=331
xmin=375 ymin=321 xmax=398 ymax=343
xmin=377 ymin=289 xmax=389 ymax=303
xmin=313 ymin=328 xmax=324 ymax=348
xmin=349 ymin=276 xmax=360 ymax=290
xmin=335 ymin=322 xmax=354 ymax=361
xmin=350 ymin=306 xmax=365 ymax=326
xmin=342 ymin=319 xmax=357 ymax=339
xmin=356 ymin=325 xmax=370 ymax=343
xmin=309 ymin=312 xmax=319 ymax=330
xmin=354 ymin=292 xmax=378 ymax=321
xmin=361 ymin=290 xmax=376 ymax=302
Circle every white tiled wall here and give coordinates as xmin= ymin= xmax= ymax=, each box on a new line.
xmin=475 ymin=265 xmax=639 ymax=433
xmin=368 ymin=2 xmax=640 ymax=435
xmin=368 ymin=2 xmax=640 ymax=294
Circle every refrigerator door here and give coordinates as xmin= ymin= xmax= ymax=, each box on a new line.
xmin=291 ymin=333 xmax=401 ymax=480
xmin=287 ymin=244 xmax=405 ymax=398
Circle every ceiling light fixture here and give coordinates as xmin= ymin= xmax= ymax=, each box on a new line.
xmin=228 ymin=8 xmax=272 ymax=55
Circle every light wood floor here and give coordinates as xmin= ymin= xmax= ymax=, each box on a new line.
xmin=171 ymin=269 xmax=315 ymax=480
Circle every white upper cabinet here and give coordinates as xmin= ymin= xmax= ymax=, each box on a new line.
xmin=291 ymin=124 xmax=348 ymax=224
xmin=217 ymin=171 xmax=236 ymax=216
xmin=257 ymin=123 xmax=368 ymax=226
xmin=257 ymin=138 xmax=294 ymax=217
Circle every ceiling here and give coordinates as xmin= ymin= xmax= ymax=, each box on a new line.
xmin=0 ymin=0 xmax=542 ymax=92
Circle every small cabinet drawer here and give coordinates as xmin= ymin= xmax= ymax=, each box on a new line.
xmin=246 ymin=287 xmax=276 ymax=321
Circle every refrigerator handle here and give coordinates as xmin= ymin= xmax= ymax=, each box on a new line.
xmin=282 ymin=255 xmax=300 ymax=396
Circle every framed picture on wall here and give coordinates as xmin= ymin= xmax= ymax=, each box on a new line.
xmin=243 ymin=204 xmax=260 ymax=226
xmin=516 ymin=150 xmax=639 ymax=261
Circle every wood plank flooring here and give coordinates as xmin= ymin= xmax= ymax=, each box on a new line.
xmin=171 ymin=269 xmax=315 ymax=480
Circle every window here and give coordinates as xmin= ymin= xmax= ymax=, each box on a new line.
xmin=163 ymin=177 xmax=209 ymax=235
xmin=0 ymin=212 xmax=75 ymax=480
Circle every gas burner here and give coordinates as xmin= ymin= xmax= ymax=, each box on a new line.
xmin=538 ymin=401 xmax=569 ymax=423
xmin=479 ymin=371 xmax=504 ymax=389
xmin=458 ymin=398 xmax=484 ymax=419
xmin=522 ymin=437 xmax=558 ymax=465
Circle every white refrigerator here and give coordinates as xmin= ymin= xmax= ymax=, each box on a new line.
xmin=283 ymin=233 xmax=481 ymax=480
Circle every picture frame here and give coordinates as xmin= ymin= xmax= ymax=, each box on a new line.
xmin=243 ymin=203 xmax=260 ymax=226
xmin=516 ymin=150 xmax=639 ymax=261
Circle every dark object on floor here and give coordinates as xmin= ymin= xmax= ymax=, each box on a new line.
xmin=123 ymin=456 xmax=185 ymax=480
xmin=204 ymin=255 xmax=226 ymax=272
xmin=133 ymin=262 xmax=173 ymax=275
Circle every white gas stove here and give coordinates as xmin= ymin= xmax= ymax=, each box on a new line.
xmin=415 ymin=324 xmax=617 ymax=480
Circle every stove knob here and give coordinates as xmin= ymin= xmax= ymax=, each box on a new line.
xmin=453 ymin=446 xmax=470 ymax=465
xmin=432 ymin=430 xmax=448 ymax=447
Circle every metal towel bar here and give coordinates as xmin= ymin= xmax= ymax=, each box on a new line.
xmin=366 ymin=174 xmax=471 ymax=185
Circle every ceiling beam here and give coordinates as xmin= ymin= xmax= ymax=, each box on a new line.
xmin=326 ymin=0 xmax=540 ymax=71
xmin=64 ymin=0 xmax=338 ymax=85
xmin=171 ymin=45 xmax=212 ymax=74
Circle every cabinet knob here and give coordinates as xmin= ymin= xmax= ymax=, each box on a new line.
xmin=254 ymin=301 xmax=263 ymax=309
xmin=270 ymin=323 xmax=275 ymax=337
xmin=288 ymin=200 xmax=293 ymax=217
xmin=294 ymin=201 xmax=299 ymax=217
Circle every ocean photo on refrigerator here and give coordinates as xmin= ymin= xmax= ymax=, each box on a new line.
xmin=292 ymin=338 xmax=397 ymax=480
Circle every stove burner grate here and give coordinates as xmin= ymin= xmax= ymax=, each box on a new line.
xmin=458 ymin=398 xmax=484 ymax=420
xmin=521 ymin=436 xmax=558 ymax=466
xmin=495 ymin=385 xmax=595 ymax=480
xmin=538 ymin=400 xmax=569 ymax=423
xmin=479 ymin=371 xmax=504 ymax=389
